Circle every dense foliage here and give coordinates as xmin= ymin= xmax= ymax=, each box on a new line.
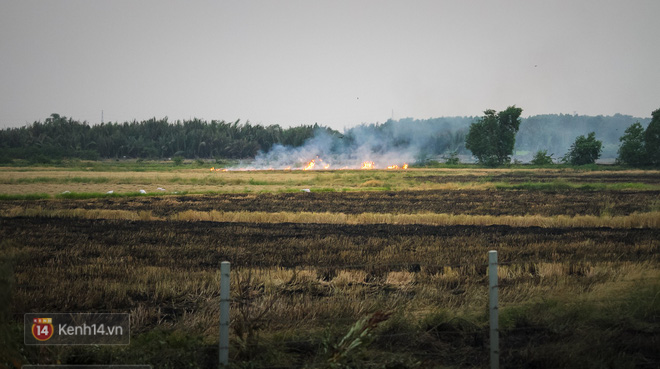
xmin=0 ymin=111 xmax=655 ymax=165
xmin=465 ymin=106 xmax=523 ymax=166
xmin=645 ymin=109 xmax=660 ymax=166
xmin=563 ymin=132 xmax=603 ymax=165
xmin=616 ymin=122 xmax=647 ymax=166
xmin=614 ymin=109 xmax=660 ymax=167
xmin=530 ymin=150 xmax=554 ymax=165
xmin=0 ymin=114 xmax=335 ymax=162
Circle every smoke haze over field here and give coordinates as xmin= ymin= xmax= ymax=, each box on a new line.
xmin=242 ymin=114 xmax=650 ymax=169
xmin=245 ymin=117 xmax=471 ymax=169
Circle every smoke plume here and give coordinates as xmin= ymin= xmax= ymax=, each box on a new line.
xmin=236 ymin=117 xmax=471 ymax=170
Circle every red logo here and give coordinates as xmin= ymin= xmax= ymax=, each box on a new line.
xmin=32 ymin=318 xmax=54 ymax=341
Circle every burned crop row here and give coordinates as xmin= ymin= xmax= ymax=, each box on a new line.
xmin=3 ymin=189 xmax=659 ymax=216
xmin=3 ymin=214 xmax=659 ymax=368
xmin=414 ymin=171 xmax=660 ymax=184
xmin=3 ymin=216 xmax=658 ymax=312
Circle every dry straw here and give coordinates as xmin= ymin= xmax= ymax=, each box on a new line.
xmin=6 ymin=206 xmax=660 ymax=228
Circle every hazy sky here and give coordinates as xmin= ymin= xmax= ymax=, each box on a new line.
xmin=1 ymin=0 xmax=658 ymax=130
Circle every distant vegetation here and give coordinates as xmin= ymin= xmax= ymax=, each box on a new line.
xmin=0 ymin=114 xmax=337 ymax=163
xmin=0 ymin=110 xmax=656 ymax=166
xmin=617 ymin=109 xmax=660 ymax=166
xmin=464 ymin=107 xmax=658 ymax=167
xmin=515 ymin=112 xmax=652 ymax=160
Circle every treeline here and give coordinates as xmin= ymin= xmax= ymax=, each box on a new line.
xmin=0 ymin=114 xmax=337 ymax=163
xmin=341 ymin=113 xmax=652 ymax=163
xmin=462 ymin=107 xmax=660 ymax=167
xmin=0 ymin=112 xmax=655 ymax=165
xmin=515 ymin=113 xmax=652 ymax=159
xmin=341 ymin=116 xmax=472 ymax=162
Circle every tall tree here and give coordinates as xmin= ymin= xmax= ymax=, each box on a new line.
xmin=465 ymin=106 xmax=523 ymax=166
xmin=645 ymin=108 xmax=660 ymax=166
xmin=563 ymin=132 xmax=602 ymax=165
xmin=616 ymin=122 xmax=646 ymax=166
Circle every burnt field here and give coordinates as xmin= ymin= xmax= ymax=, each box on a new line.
xmin=414 ymin=170 xmax=660 ymax=184
xmin=2 ymin=213 xmax=660 ymax=368
xmin=3 ymin=216 xmax=658 ymax=280
xmin=3 ymin=188 xmax=659 ymax=216
xmin=1 ymin=167 xmax=660 ymax=368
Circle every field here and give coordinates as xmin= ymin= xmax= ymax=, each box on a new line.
xmin=1 ymin=163 xmax=659 ymax=368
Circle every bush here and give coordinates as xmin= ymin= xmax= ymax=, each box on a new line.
xmin=172 ymin=156 xmax=184 ymax=166
xmin=531 ymin=150 xmax=554 ymax=165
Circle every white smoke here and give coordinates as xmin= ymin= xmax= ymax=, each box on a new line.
xmin=234 ymin=129 xmax=414 ymax=170
xmin=225 ymin=113 xmax=650 ymax=170
xmin=230 ymin=118 xmax=471 ymax=170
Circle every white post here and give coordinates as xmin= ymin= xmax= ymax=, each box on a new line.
xmin=489 ymin=250 xmax=499 ymax=369
xmin=219 ymin=261 xmax=230 ymax=366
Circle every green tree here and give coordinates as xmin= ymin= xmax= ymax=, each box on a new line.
xmin=645 ymin=108 xmax=660 ymax=166
xmin=531 ymin=150 xmax=554 ymax=165
xmin=563 ymin=132 xmax=602 ymax=165
xmin=616 ymin=122 xmax=647 ymax=166
xmin=465 ymin=106 xmax=523 ymax=166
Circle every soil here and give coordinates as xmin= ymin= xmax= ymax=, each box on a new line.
xmin=3 ymin=189 xmax=658 ymax=216
xmin=415 ymin=171 xmax=660 ymax=184
xmin=3 ymin=216 xmax=658 ymax=270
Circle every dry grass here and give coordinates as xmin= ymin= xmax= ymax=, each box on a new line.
xmin=3 ymin=166 xmax=660 ymax=367
xmin=2 ymin=167 xmax=658 ymax=195
xmin=7 ymin=206 xmax=659 ymax=228
xmin=3 ymin=209 xmax=658 ymax=367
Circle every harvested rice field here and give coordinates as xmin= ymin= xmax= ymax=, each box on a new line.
xmin=1 ymin=165 xmax=659 ymax=368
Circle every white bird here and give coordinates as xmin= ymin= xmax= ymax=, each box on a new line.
xmin=106 ymin=190 xmax=114 ymax=194
xmin=157 ymin=187 xmax=166 ymax=191
xmin=139 ymin=189 xmax=147 ymax=194
xmin=301 ymin=189 xmax=311 ymax=192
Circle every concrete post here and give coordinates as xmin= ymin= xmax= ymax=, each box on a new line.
xmin=219 ymin=261 xmax=230 ymax=366
xmin=489 ymin=250 xmax=499 ymax=369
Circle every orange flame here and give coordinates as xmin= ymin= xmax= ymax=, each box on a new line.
xmin=303 ymin=160 xmax=316 ymax=171
xmin=361 ymin=161 xmax=375 ymax=169
xmin=386 ymin=163 xmax=409 ymax=170
xmin=213 ymin=160 xmax=406 ymax=172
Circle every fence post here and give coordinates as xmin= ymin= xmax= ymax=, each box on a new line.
xmin=219 ymin=261 xmax=230 ymax=367
xmin=489 ymin=250 xmax=499 ymax=369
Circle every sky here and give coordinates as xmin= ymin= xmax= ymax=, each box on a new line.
xmin=1 ymin=0 xmax=658 ymax=131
